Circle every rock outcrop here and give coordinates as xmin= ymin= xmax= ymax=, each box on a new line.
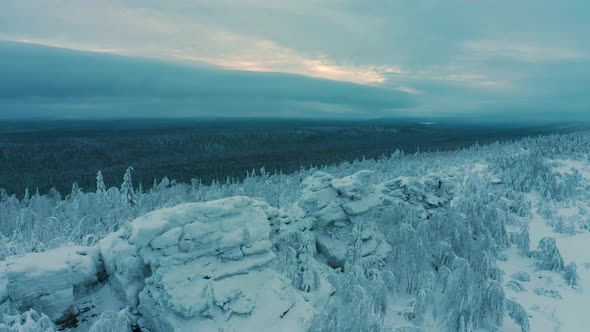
xmin=298 ymin=171 xmax=390 ymax=269
xmin=4 ymin=246 xmax=102 ymax=322
xmin=100 ymin=196 xmax=310 ymax=331
xmin=0 ymin=171 xmax=455 ymax=330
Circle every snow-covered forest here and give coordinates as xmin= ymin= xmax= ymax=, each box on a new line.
xmin=2 ymin=131 xmax=590 ymax=331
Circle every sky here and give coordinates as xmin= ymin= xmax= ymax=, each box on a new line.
xmin=1 ymin=0 xmax=589 ymax=120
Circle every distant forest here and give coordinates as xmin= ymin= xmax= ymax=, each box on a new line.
xmin=0 ymin=118 xmax=585 ymax=195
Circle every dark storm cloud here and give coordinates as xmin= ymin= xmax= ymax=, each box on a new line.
xmin=0 ymin=41 xmax=415 ymax=118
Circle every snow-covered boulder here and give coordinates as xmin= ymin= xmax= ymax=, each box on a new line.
xmin=298 ymin=171 xmax=389 ymax=268
xmin=100 ymin=196 xmax=311 ymax=331
xmin=4 ymin=246 xmax=102 ymax=323
xmin=298 ymin=171 xmax=347 ymax=228
xmin=98 ymin=230 xmax=145 ymax=308
xmin=88 ymin=309 xmax=133 ymax=332
xmin=330 ymin=170 xmax=381 ymax=216
xmin=379 ymin=173 xmax=454 ymax=218
xmin=0 ymin=308 xmax=57 ymax=332
xmin=299 ymin=171 xmax=381 ymax=227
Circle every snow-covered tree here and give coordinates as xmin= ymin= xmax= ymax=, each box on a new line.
xmin=308 ymin=265 xmax=388 ymax=331
xmin=517 ymin=225 xmax=530 ymax=256
xmin=436 ymin=258 xmax=476 ymax=332
xmin=2 ymin=129 xmax=590 ymax=330
xmin=506 ymin=299 xmax=530 ymax=332
xmin=0 ymin=309 xmax=56 ymax=331
xmin=564 ymin=262 xmax=578 ymax=286
xmin=22 ymin=188 xmax=30 ymax=207
xmin=69 ymin=182 xmax=81 ymax=201
xmin=479 ymin=280 xmax=505 ymax=329
xmin=96 ymin=170 xmax=106 ymax=194
xmin=534 ymin=237 xmax=564 ymax=271
xmin=120 ymin=167 xmax=136 ymax=206
xmin=88 ymin=310 xmax=133 ymax=332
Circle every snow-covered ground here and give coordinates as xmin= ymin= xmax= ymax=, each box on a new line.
xmin=550 ymin=159 xmax=590 ymax=180
xmin=2 ymin=132 xmax=590 ymax=331
xmin=497 ymin=157 xmax=590 ymax=332
xmin=499 ymin=193 xmax=590 ymax=332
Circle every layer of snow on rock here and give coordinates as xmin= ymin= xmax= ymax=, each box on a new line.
xmin=378 ymin=172 xmax=455 ymax=217
xmin=100 ymin=196 xmax=312 ymax=331
xmin=298 ymin=171 xmax=389 ymax=268
xmin=3 ymin=246 xmax=102 ymax=323
xmin=0 ymin=309 xmax=57 ymax=331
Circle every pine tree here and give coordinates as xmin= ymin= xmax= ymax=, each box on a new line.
xmin=506 ymin=299 xmax=530 ymax=332
xmin=300 ymin=255 xmax=320 ymax=292
xmin=70 ymin=182 xmax=81 ymax=200
xmin=22 ymin=188 xmax=30 ymax=206
xmin=517 ymin=225 xmax=530 ymax=256
xmin=345 ymin=226 xmax=363 ymax=271
xmin=190 ymin=178 xmax=200 ymax=192
xmin=0 ymin=188 xmax=8 ymax=202
xmin=96 ymin=170 xmax=107 ymax=194
xmin=535 ymin=237 xmax=564 ymax=271
xmin=564 ymin=262 xmax=578 ymax=286
xmin=480 ymin=280 xmax=505 ymax=328
xmin=48 ymin=187 xmax=61 ymax=202
xmin=121 ymin=167 xmax=136 ymax=206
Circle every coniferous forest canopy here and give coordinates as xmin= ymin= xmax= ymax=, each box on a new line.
xmin=0 ymin=119 xmax=584 ymax=196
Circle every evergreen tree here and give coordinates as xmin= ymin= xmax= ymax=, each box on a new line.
xmin=534 ymin=237 xmax=564 ymax=271
xmin=479 ymin=280 xmax=505 ymax=328
xmin=70 ymin=182 xmax=81 ymax=200
xmin=22 ymin=188 xmax=30 ymax=206
xmin=0 ymin=188 xmax=8 ymax=202
xmin=121 ymin=167 xmax=136 ymax=206
xmin=506 ymin=299 xmax=530 ymax=332
xmin=517 ymin=225 xmax=530 ymax=256
xmin=564 ymin=262 xmax=578 ymax=286
xmin=96 ymin=170 xmax=106 ymax=194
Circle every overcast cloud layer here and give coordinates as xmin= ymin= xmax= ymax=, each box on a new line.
xmin=1 ymin=0 xmax=589 ymax=119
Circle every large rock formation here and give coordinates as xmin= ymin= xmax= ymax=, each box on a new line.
xmin=99 ymin=196 xmax=310 ymax=331
xmin=0 ymin=196 xmax=313 ymax=331
xmin=378 ymin=173 xmax=455 ymax=218
xmin=0 ymin=171 xmax=456 ymax=330
xmin=296 ymin=170 xmax=454 ymax=269
xmin=298 ymin=170 xmax=390 ymax=269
